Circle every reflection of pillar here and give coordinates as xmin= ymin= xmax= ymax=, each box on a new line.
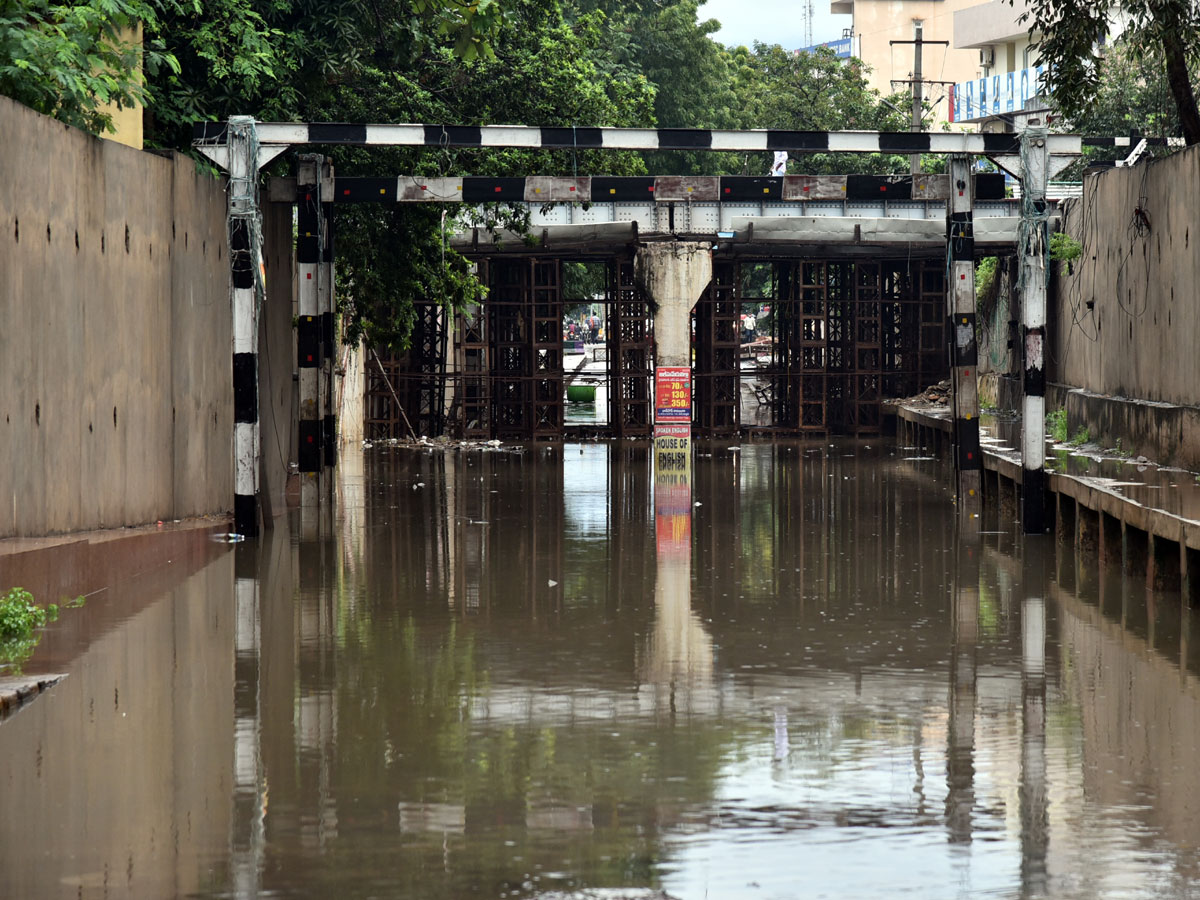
xmin=296 ymin=528 xmax=339 ymax=850
xmin=946 ymin=535 xmax=978 ymax=844
xmin=645 ymin=438 xmax=714 ymax=713
xmin=1020 ymin=590 xmax=1049 ymax=894
xmin=231 ymin=545 xmax=266 ymax=895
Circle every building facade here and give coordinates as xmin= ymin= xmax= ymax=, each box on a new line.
xmin=829 ymin=0 xmax=987 ymax=129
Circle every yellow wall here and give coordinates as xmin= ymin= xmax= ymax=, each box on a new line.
xmin=845 ymin=0 xmax=985 ymax=130
xmin=96 ymin=23 xmax=143 ymax=149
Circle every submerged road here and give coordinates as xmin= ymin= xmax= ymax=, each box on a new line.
xmin=1 ymin=440 xmax=1199 ymax=898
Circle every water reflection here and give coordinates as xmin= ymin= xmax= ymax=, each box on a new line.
xmin=9 ymin=443 xmax=1200 ymax=897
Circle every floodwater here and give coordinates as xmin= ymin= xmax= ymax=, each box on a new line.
xmin=4 ymin=440 xmax=1200 ymax=899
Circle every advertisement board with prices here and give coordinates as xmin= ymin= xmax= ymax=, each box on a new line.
xmin=655 ymin=367 xmax=692 ymax=423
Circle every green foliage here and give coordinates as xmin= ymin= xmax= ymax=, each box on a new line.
xmin=1046 ymin=408 xmax=1068 ymax=442
xmin=563 ymin=261 xmax=607 ymax=302
xmin=1050 ymin=231 xmax=1082 ymax=263
xmin=728 ymin=45 xmax=912 ymax=175
xmin=975 ymin=256 xmax=999 ymax=299
xmin=311 ymin=1 xmax=656 ymax=347
xmin=0 ymin=587 xmax=58 ymax=674
xmin=1018 ymin=0 xmax=1200 ymax=144
xmin=0 ymin=0 xmax=178 ymax=135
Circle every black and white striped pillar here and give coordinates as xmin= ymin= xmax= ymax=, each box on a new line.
xmin=947 ymin=154 xmax=981 ymax=524
xmin=296 ymin=155 xmax=323 ymax=513
xmin=228 ymin=117 xmax=261 ymax=537
xmin=319 ymin=168 xmax=337 ymax=473
xmin=1019 ymin=129 xmax=1049 ymax=533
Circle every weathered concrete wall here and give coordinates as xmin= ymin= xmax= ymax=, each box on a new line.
xmin=0 ymin=97 xmax=229 ymax=536
xmin=1049 ymin=146 xmax=1200 ymax=467
xmin=0 ymin=98 xmax=294 ymax=537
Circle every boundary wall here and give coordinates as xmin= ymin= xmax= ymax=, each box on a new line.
xmin=0 ymin=97 xmax=292 ymax=537
xmin=977 ymin=146 xmax=1200 ymax=470
xmin=1050 ymin=145 xmax=1200 ymax=468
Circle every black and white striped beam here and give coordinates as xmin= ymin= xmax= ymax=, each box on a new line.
xmin=195 ymin=122 xmax=1083 ymax=157
xmin=268 ymin=173 xmax=1010 ymax=205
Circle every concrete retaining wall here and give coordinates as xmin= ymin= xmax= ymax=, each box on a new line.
xmin=0 ymin=97 xmax=292 ymax=537
xmin=1051 ymin=146 xmax=1200 ymax=467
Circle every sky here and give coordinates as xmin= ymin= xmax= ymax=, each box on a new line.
xmin=697 ymin=0 xmax=853 ymax=51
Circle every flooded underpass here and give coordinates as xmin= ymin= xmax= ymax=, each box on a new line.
xmin=4 ymin=440 xmax=1200 ymax=899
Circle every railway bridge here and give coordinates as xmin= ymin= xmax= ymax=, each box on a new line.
xmin=194 ymin=121 xmax=1080 ymax=535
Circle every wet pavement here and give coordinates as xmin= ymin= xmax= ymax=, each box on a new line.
xmin=4 ymin=440 xmax=1200 ymax=898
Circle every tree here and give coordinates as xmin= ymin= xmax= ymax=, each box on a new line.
xmin=1060 ymin=38 xmax=1191 ymax=171
xmin=0 ymin=0 xmax=177 ymax=134
xmin=1015 ymin=0 xmax=1200 ymax=145
xmin=729 ymin=44 xmax=912 ymax=175
xmin=307 ymin=0 xmax=657 ymax=348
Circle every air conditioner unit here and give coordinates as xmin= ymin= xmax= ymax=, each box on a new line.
xmin=979 ymin=46 xmax=995 ymax=67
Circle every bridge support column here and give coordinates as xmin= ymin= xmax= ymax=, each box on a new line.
xmin=227 ymin=117 xmax=262 ymax=537
xmin=1019 ymin=128 xmax=1049 ymax=533
xmin=296 ymin=155 xmax=326 ymax=527
xmin=636 ymin=241 xmax=712 ymax=440
xmin=636 ymin=242 xmax=712 ymax=367
xmin=319 ymin=162 xmax=337 ymax=480
xmin=947 ymin=155 xmax=982 ymax=526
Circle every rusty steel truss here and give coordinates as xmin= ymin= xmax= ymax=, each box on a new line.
xmin=365 ymin=256 xmax=947 ymax=440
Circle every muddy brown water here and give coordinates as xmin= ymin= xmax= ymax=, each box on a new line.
xmin=3 ymin=439 xmax=1200 ymax=899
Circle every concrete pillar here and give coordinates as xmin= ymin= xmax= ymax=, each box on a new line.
xmin=635 ymin=242 xmax=712 ymax=368
xmin=227 ymin=117 xmax=262 ymax=537
xmin=1019 ymin=127 xmax=1049 ymax=533
xmin=319 ymin=162 xmax=337 ymax=477
xmin=948 ymin=155 xmax=982 ymax=526
xmin=296 ymin=155 xmax=323 ymax=521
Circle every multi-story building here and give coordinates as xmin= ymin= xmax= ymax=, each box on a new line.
xmin=828 ymin=0 xmax=987 ymax=129
xmin=949 ymin=0 xmax=1048 ymax=130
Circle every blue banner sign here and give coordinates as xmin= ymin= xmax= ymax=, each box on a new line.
xmin=950 ymin=64 xmax=1050 ymax=123
xmin=795 ymin=37 xmax=853 ymax=59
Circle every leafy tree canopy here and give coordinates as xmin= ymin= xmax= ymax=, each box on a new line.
xmin=1 ymin=0 xmax=918 ymax=347
xmin=1014 ymin=0 xmax=1200 ymax=144
xmin=0 ymin=0 xmax=177 ymax=134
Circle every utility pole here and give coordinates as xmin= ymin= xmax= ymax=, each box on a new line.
xmin=911 ymin=21 xmax=923 ymax=175
xmin=890 ymin=26 xmax=950 ymax=176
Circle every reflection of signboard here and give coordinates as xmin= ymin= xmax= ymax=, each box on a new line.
xmin=949 ymin=64 xmax=1051 ymax=123
xmin=654 ymin=423 xmax=692 ymax=555
xmin=655 ymin=367 xmax=691 ymax=423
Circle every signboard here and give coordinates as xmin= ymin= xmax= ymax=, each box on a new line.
xmin=795 ymin=37 xmax=853 ymax=59
xmin=949 ymin=64 xmax=1051 ymax=123
xmin=655 ymin=367 xmax=691 ymax=423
